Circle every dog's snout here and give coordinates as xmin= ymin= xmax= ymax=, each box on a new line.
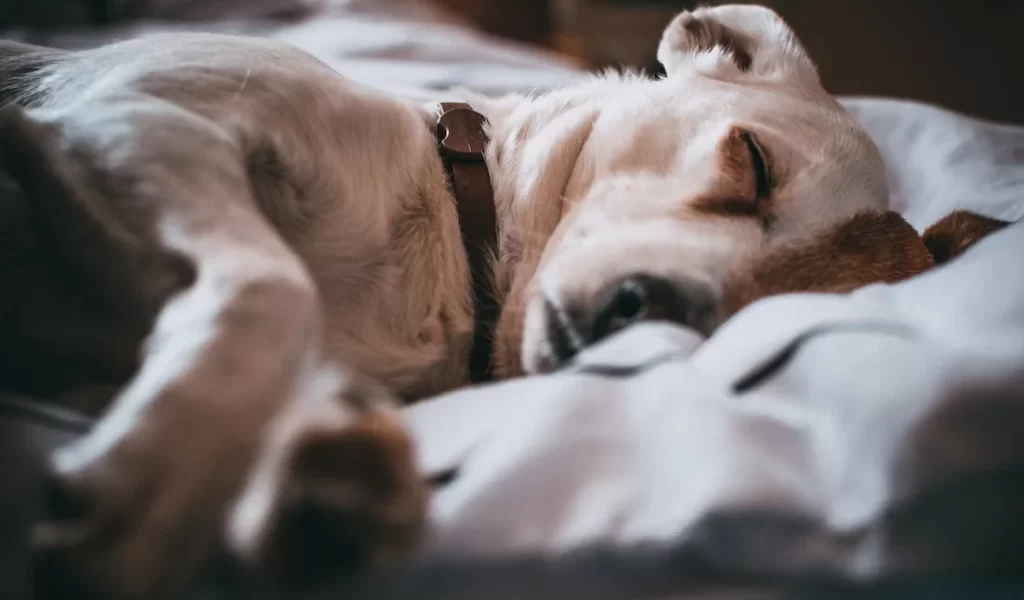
xmin=545 ymin=274 xmax=717 ymax=366
xmin=593 ymin=276 xmax=657 ymax=339
xmin=593 ymin=274 xmax=718 ymax=341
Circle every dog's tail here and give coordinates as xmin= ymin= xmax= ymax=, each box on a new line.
xmin=0 ymin=41 xmax=65 ymax=108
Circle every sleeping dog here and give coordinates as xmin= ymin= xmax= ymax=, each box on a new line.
xmin=0 ymin=4 xmax=1006 ymax=598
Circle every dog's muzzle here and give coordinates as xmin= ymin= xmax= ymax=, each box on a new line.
xmin=545 ymin=274 xmax=717 ymax=366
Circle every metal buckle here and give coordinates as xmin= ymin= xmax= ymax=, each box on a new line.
xmin=437 ymin=107 xmax=488 ymax=162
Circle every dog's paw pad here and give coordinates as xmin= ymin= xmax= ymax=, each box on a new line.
xmin=258 ymin=410 xmax=427 ymax=587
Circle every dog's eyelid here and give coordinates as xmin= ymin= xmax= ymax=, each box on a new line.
xmin=740 ymin=130 xmax=774 ymax=199
xmin=689 ymin=129 xmax=774 ymax=225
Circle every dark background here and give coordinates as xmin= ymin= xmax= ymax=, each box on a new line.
xmin=435 ymin=0 xmax=1024 ymax=125
xmin=2 ymin=1 xmax=1021 ymax=123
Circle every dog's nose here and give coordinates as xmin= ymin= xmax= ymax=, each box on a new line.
xmin=545 ymin=274 xmax=717 ymax=365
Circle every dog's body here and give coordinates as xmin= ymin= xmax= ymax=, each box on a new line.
xmin=1 ymin=35 xmax=474 ymax=402
xmin=0 ymin=5 xmax=1002 ymax=598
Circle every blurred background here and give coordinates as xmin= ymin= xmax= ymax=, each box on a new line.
xmin=1 ymin=0 xmax=1021 ymax=124
xmin=434 ymin=0 xmax=1024 ymax=125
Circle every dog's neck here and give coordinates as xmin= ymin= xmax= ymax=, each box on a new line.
xmin=429 ymin=85 xmax=601 ymax=377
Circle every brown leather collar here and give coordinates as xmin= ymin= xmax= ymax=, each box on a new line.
xmin=436 ymin=102 xmax=498 ymax=383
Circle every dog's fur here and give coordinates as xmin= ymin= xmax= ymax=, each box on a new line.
xmin=0 ymin=5 xmax=1008 ymax=598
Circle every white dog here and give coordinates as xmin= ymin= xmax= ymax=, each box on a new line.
xmin=0 ymin=5 xmax=952 ymax=598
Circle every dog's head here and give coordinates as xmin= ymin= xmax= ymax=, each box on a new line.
xmin=483 ymin=5 xmax=937 ymax=376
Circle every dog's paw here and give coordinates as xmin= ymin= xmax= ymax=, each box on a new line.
xmin=260 ymin=410 xmax=426 ymax=586
xmin=228 ymin=368 xmax=427 ymax=590
xmin=658 ymin=5 xmax=816 ymax=83
xmin=32 ymin=434 xmax=239 ymax=600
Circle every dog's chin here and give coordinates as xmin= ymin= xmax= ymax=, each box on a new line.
xmin=519 ymin=296 xmax=558 ymax=375
xmin=523 ymin=341 xmax=561 ymax=375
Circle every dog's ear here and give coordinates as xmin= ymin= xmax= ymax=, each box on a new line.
xmin=657 ymin=5 xmax=819 ymax=85
xmin=722 ymin=210 xmax=935 ymax=318
xmin=921 ymin=210 xmax=1011 ymax=264
xmin=658 ymin=10 xmax=753 ymax=76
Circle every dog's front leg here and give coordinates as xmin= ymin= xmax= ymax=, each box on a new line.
xmin=35 ymin=254 xmax=321 ymax=597
xmin=226 ymin=366 xmax=427 ymax=589
xmin=10 ymin=103 xmax=417 ymax=599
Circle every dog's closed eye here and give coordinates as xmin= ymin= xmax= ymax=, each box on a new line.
xmin=693 ymin=126 xmax=774 ymax=220
xmin=742 ymin=131 xmax=773 ymax=201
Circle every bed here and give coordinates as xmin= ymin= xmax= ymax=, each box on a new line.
xmin=2 ymin=1 xmax=1024 ymax=598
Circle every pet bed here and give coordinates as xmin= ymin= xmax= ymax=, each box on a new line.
xmin=2 ymin=1 xmax=1024 ymax=597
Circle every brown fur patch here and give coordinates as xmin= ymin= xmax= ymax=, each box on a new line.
xmin=288 ymin=412 xmax=416 ymax=506
xmin=922 ymin=210 xmax=1011 ymax=264
xmin=680 ymin=14 xmax=753 ymax=72
xmin=722 ymin=211 xmax=935 ymax=319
